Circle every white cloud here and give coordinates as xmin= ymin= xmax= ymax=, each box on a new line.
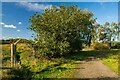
xmin=18 ymin=22 xmax=22 ymax=24
xmin=0 ymin=22 xmax=16 ymax=29
xmin=2 ymin=36 xmax=5 ymax=39
xmin=4 ymin=24 xmax=16 ymax=28
xmin=18 ymin=2 xmax=54 ymax=12
xmin=17 ymin=37 xmax=20 ymax=38
xmin=17 ymin=29 xmax=20 ymax=32
xmin=0 ymin=22 xmax=5 ymax=25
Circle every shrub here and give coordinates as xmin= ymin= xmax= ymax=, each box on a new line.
xmin=7 ymin=65 xmax=33 ymax=79
xmin=91 ymin=42 xmax=110 ymax=50
xmin=19 ymin=51 xmax=50 ymax=72
xmin=20 ymin=51 xmax=33 ymax=66
xmin=111 ymin=42 xmax=120 ymax=49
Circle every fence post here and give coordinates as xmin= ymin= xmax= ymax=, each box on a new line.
xmin=13 ymin=44 xmax=16 ymax=67
xmin=11 ymin=44 xmax=14 ymax=67
xmin=11 ymin=39 xmax=21 ymax=68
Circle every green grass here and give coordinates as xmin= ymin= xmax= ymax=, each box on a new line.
xmin=31 ymin=59 xmax=76 ymax=78
xmin=100 ymin=49 xmax=119 ymax=74
xmin=2 ymin=43 xmax=119 ymax=78
xmin=20 ymin=52 xmax=78 ymax=78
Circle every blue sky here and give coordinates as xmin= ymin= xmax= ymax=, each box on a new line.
xmin=1 ymin=2 xmax=118 ymax=40
xmin=1 ymin=0 xmax=119 ymax=2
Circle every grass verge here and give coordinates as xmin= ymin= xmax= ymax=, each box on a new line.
xmin=100 ymin=49 xmax=119 ymax=74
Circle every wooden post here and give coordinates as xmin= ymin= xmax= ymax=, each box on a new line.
xmin=11 ymin=44 xmax=14 ymax=67
xmin=13 ymin=45 xmax=16 ymax=67
xmin=11 ymin=39 xmax=21 ymax=68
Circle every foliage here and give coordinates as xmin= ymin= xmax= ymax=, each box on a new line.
xmin=111 ymin=42 xmax=120 ymax=49
xmin=20 ymin=51 xmax=33 ymax=66
xmin=16 ymin=43 xmax=32 ymax=52
xmin=7 ymin=65 xmax=33 ymax=79
xmin=19 ymin=50 xmax=77 ymax=78
xmin=2 ymin=44 xmax=11 ymax=67
xmin=90 ymin=42 xmax=110 ymax=50
xmin=29 ymin=5 xmax=95 ymax=56
xmin=93 ymin=22 xmax=120 ymax=43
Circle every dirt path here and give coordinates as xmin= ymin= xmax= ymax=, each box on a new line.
xmin=74 ymin=59 xmax=118 ymax=79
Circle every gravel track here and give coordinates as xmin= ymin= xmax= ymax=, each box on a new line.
xmin=74 ymin=59 xmax=118 ymax=79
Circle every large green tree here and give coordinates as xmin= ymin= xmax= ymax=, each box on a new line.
xmin=28 ymin=5 xmax=95 ymax=57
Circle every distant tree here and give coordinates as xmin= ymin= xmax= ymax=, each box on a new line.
xmin=110 ymin=22 xmax=120 ymax=41
xmin=93 ymin=22 xmax=119 ymax=43
xmin=118 ymin=22 xmax=120 ymax=41
xmin=104 ymin=22 xmax=112 ymax=42
xmin=28 ymin=5 xmax=95 ymax=57
xmin=92 ymin=23 xmax=100 ymax=42
xmin=97 ymin=25 xmax=106 ymax=42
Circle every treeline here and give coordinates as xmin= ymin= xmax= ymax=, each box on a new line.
xmin=92 ymin=22 xmax=120 ymax=43
xmin=0 ymin=38 xmax=33 ymax=44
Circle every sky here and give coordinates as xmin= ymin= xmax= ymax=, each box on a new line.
xmin=1 ymin=2 xmax=118 ymax=40
xmin=1 ymin=0 xmax=120 ymax=2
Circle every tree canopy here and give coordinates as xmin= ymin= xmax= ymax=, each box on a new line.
xmin=28 ymin=5 xmax=95 ymax=57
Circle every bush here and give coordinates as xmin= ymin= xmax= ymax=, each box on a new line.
xmin=19 ymin=51 xmax=50 ymax=72
xmin=7 ymin=65 xmax=33 ymax=79
xmin=111 ymin=42 xmax=120 ymax=49
xmin=91 ymin=42 xmax=110 ymax=50
xmin=20 ymin=51 xmax=33 ymax=66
